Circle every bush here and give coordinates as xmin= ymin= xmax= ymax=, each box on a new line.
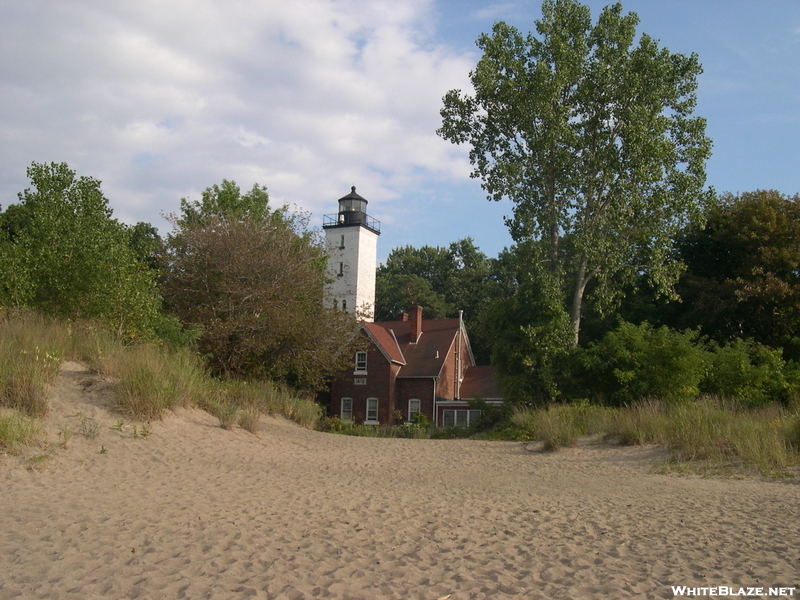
xmin=578 ymin=322 xmax=707 ymax=405
xmin=702 ymin=339 xmax=788 ymax=406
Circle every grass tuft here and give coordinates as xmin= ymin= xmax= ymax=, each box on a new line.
xmin=98 ymin=344 xmax=208 ymax=420
xmin=0 ymin=409 xmax=42 ymax=453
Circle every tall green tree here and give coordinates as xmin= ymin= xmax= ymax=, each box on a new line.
xmin=178 ymin=179 xmax=271 ymax=226
xmin=375 ymin=238 xmax=497 ymax=361
xmin=161 ymin=181 xmax=360 ymax=389
xmin=676 ymin=190 xmax=800 ymax=359
xmin=0 ymin=162 xmax=162 ymax=338
xmin=439 ymin=0 xmax=713 ymax=346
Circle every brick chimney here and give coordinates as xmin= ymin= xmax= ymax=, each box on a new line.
xmin=398 ymin=312 xmax=409 ymax=322
xmin=411 ymin=305 xmax=423 ymax=343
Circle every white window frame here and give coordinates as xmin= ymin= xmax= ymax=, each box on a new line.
xmin=340 ymin=398 xmax=353 ymax=423
xmin=354 ymin=351 xmax=367 ymax=373
xmin=365 ymin=398 xmax=378 ymax=424
xmin=442 ymin=409 xmax=481 ymax=428
xmin=408 ymin=398 xmax=421 ymax=422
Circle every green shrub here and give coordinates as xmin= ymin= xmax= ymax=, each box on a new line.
xmin=702 ymin=339 xmax=787 ymax=406
xmin=579 ymin=322 xmax=707 ymax=405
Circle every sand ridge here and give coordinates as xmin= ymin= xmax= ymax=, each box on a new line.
xmin=1 ymin=362 xmax=798 ymax=599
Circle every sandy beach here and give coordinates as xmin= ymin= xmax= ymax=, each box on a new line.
xmin=1 ymin=362 xmax=798 ymax=600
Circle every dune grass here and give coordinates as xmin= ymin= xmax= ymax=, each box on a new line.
xmin=97 ymin=343 xmax=209 ymax=421
xmin=211 ymin=379 xmax=322 ymax=431
xmin=0 ymin=313 xmax=64 ymax=417
xmin=511 ymin=398 xmax=800 ymax=477
xmin=0 ymin=409 xmax=42 ymax=453
xmin=0 ymin=310 xmax=322 ymax=448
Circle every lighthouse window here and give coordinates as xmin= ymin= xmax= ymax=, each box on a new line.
xmin=338 ymin=262 xmax=343 ymax=277
xmin=342 ymin=299 xmax=347 ymax=311
xmin=340 ymin=235 xmax=345 ymax=249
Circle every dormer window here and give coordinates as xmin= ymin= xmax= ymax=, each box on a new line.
xmin=355 ymin=351 xmax=367 ymax=373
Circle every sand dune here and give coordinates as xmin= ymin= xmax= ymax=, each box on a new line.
xmin=1 ymin=362 xmax=798 ymax=599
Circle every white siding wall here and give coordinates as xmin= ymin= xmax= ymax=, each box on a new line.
xmin=324 ymin=225 xmax=378 ymax=321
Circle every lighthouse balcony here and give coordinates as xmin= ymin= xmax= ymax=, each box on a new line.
xmin=323 ymin=212 xmax=380 ymax=233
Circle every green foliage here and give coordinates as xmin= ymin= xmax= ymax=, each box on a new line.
xmin=468 ymin=398 xmax=509 ymax=432
xmin=410 ymin=411 xmax=430 ymax=427
xmin=376 ymin=273 xmax=451 ymax=320
xmin=0 ymin=162 xmax=164 ymax=339
xmin=214 ymin=379 xmax=321 ymax=429
xmin=485 ymin=256 xmax=574 ymax=403
xmin=375 ymin=238 xmax=496 ymax=361
xmin=507 ymin=398 xmax=799 ymax=477
xmin=511 ymin=402 xmax=615 ymax=449
xmin=316 ymin=418 xmax=432 ymax=439
xmin=439 ymin=0 xmax=712 ymax=345
xmin=178 ymin=180 xmax=272 ymax=226
xmin=702 ymin=339 xmax=788 ymax=406
xmin=162 ymin=180 xmax=360 ymax=390
xmin=676 ymin=190 xmax=800 ymax=360
xmin=579 ymin=322 xmax=707 ymax=405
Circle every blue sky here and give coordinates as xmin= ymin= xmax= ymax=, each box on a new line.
xmin=1 ymin=1 xmax=798 ymax=263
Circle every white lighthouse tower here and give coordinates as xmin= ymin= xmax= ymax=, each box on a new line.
xmin=323 ymin=186 xmax=380 ymax=322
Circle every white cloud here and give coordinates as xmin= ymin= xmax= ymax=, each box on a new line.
xmin=0 ymin=0 xmax=476 ymax=232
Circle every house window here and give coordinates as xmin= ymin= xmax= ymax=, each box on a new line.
xmin=442 ymin=409 xmax=481 ymax=428
xmin=355 ymin=351 xmax=367 ymax=373
xmin=408 ymin=399 xmax=421 ymax=422
xmin=340 ymin=398 xmax=353 ymax=422
xmin=365 ymin=398 xmax=378 ymax=424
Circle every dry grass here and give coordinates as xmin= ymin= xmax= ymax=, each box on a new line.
xmin=97 ymin=343 xmax=209 ymax=421
xmin=238 ymin=406 xmax=261 ymax=434
xmin=512 ymin=398 xmax=800 ymax=477
xmin=0 ymin=409 xmax=43 ymax=453
xmin=218 ymin=379 xmax=321 ymax=429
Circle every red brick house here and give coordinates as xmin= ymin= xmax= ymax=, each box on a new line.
xmin=324 ymin=305 xmax=504 ymax=427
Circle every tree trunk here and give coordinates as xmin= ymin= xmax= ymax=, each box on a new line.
xmin=570 ymin=257 xmax=589 ymax=347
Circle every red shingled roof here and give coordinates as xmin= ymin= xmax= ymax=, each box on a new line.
xmin=363 ymin=321 xmax=405 ymax=364
xmin=365 ymin=317 xmax=471 ymax=379
xmin=362 ymin=315 xmax=504 ymax=401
